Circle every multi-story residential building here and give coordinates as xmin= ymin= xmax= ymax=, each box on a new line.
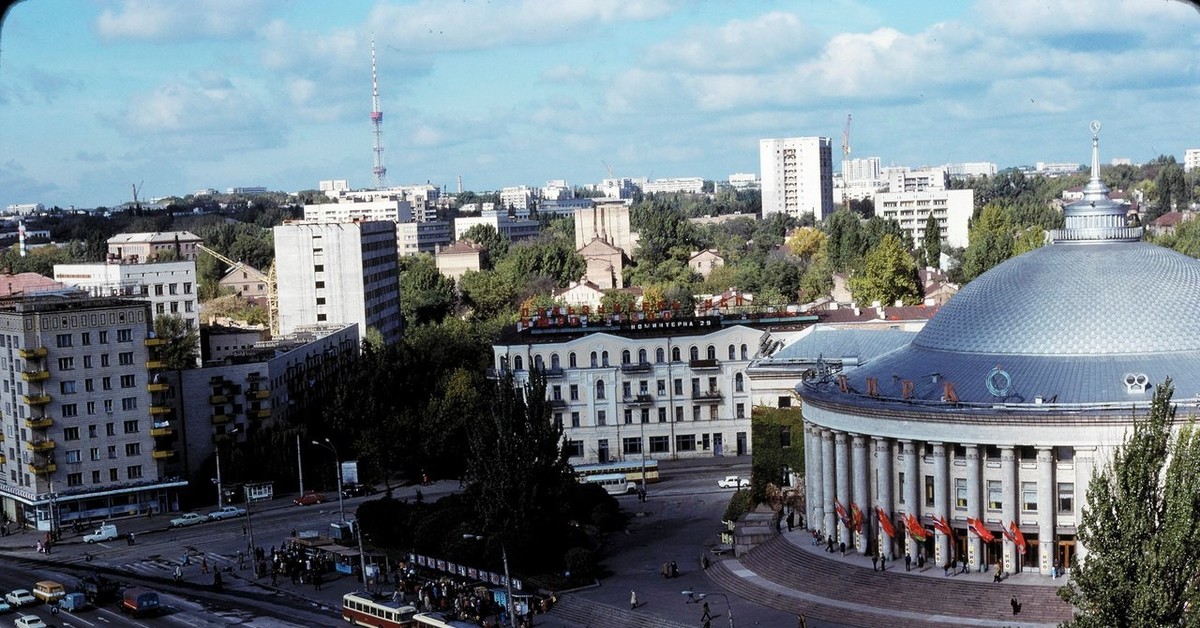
xmin=600 ymin=178 xmax=639 ymax=200
xmin=435 ymin=242 xmax=484 ymax=281
xmin=541 ymin=180 xmax=572 ymax=201
xmin=53 ymin=260 xmax=200 ymax=331
xmin=303 ymin=198 xmax=413 ymax=223
xmin=217 ymin=264 xmax=270 ymax=307
xmin=727 ymin=173 xmax=759 ymax=190
xmin=883 ymin=166 xmax=949 ymax=193
xmin=641 ymin=177 xmax=705 ymax=195
xmin=0 ymin=294 xmax=187 ymax=530
xmin=574 ymin=200 xmax=636 ymax=259
xmin=319 ymin=179 xmax=350 ymax=193
xmin=946 ymin=162 xmax=998 ymax=179
xmin=453 ymin=213 xmax=541 ymax=243
xmin=1185 ymin=148 xmax=1200 ymax=174
xmin=397 ymin=220 xmax=453 ymax=257
xmin=760 ymin=137 xmax=834 ymax=221
xmin=491 ymin=312 xmax=814 ymax=465
xmin=500 ymin=186 xmax=534 ymax=216
xmin=273 ymin=221 xmax=402 ymax=345
xmin=539 ymin=197 xmax=594 ymax=217
xmin=107 ymin=231 xmax=202 ymax=263
xmin=875 ymin=189 xmax=975 ymax=249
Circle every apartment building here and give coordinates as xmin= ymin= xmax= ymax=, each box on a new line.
xmin=760 ymin=137 xmax=834 ymax=221
xmin=875 ymin=188 xmax=974 ymax=249
xmin=107 ymin=231 xmax=202 ymax=263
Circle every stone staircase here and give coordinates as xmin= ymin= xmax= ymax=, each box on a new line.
xmin=543 ymin=595 xmax=693 ymax=628
xmin=704 ymin=533 xmax=1075 ymax=627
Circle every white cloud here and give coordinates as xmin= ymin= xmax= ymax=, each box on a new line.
xmin=971 ymin=0 xmax=1197 ymax=38
xmin=646 ymin=11 xmax=820 ymax=72
xmin=95 ymin=0 xmax=271 ymax=41
xmin=540 ymin=64 xmax=590 ymax=84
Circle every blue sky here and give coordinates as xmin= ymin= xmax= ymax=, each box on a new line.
xmin=1 ymin=0 xmax=1197 ymax=210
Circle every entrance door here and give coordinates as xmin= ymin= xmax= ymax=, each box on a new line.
xmin=736 ymin=431 xmax=747 ymax=456
xmin=714 ymin=433 xmax=723 ymax=456
xmin=1058 ymin=536 xmax=1076 ymax=572
xmin=598 ymin=439 xmax=609 ymax=464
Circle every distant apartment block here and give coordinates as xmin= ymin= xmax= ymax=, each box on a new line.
xmin=759 ymin=137 xmax=834 ymax=221
xmin=4 ymin=203 xmax=45 ymax=215
xmin=226 ymin=187 xmax=269 ymax=195
xmin=875 ymin=188 xmax=974 ymax=249
xmin=600 ymin=178 xmax=639 ymax=200
xmin=641 ymin=177 xmax=705 ymax=195
xmin=946 ymin=162 xmax=998 ymax=179
xmin=1035 ymin=162 xmax=1084 ymax=177
xmin=107 ymin=231 xmax=202 ymax=263
xmin=53 ymin=260 xmax=201 ymax=343
xmin=453 ymin=213 xmax=541 ymax=243
xmin=1185 ymin=149 xmax=1200 ymax=174
xmin=727 ymin=173 xmax=759 ymax=190
xmin=273 ymin=221 xmax=402 ymax=345
xmin=574 ymin=200 xmax=636 ymax=259
xmin=303 ymin=199 xmax=413 ymax=223
xmin=884 ymin=166 xmax=949 ymax=193
xmin=397 ymin=220 xmax=452 ymax=257
xmin=500 ymin=186 xmax=534 ymax=215
xmin=319 ymin=179 xmax=351 ymax=193
xmin=541 ymin=180 xmax=572 ymax=201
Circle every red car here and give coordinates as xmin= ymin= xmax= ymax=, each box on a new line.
xmin=293 ymin=491 xmax=325 ymax=506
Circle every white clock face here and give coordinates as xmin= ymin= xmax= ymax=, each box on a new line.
xmin=1090 ymin=120 xmax=1102 ymax=135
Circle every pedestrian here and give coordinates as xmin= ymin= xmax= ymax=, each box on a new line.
xmin=313 ymin=570 xmax=322 ymax=591
xmin=630 ymin=590 xmax=638 ymax=610
xmin=839 ymin=541 xmax=846 ymax=557
xmin=201 ymin=556 xmax=209 ymax=574
xmin=993 ymin=564 xmax=1003 ymax=583
xmin=1053 ymin=558 xmax=1061 ymax=578
xmin=670 ymin=560 xmax=678 ymax=578
xmin=213 ymin=570 xmax=223 ymax=592
xmin=871 ymin=553 xmax=878 ymax=571
xmin=904 ymin=553 xmax=912 ymax=572
xmin=662 ymin=562 xmax=670 ymax=578
xmin=701 ymin=601 xmax=711 ymax=622
xmin=174 ymin=565 xmax=182 ymax=583
xmin=960 ymin=554 xmax=969 ymax=575
xmin=1011 ymin=596 xmax=1021 ymax=615
xmin=799 ymin=613 xmax=808 ymax=628
xmin=242 ymin=523 xmax=247 ymax=536
xmin=787 ymin=509 xmax=795 ymax=532
xmin=238 ymin=551 xmax=245 ymax=569
xmin=943 ymin=562 xmax=951 ymax=577
xmin=271 ymin=568 xmax=278 ymax=586
xmin=879 ymin=552 xmax=886 ymax=571
xmin=825 ymin=536 xmax=834 ymax=553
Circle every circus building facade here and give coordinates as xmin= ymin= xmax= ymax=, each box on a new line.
xmin=796 ymin=124 xmax=1200 ymax=577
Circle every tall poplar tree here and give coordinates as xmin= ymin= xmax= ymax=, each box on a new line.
xmin=922 ymin=212 xmax=942 ymax=269
xmin=1060 ymin=379 xmax=1200 ymax=626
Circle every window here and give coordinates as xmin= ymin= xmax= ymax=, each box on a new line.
xmin=621 ymin=350 xmax=631 ymax=365
xmin=127 ymin=465 xmax=143 ymax=479
xmin=601 ymin=351 xmax=609 ymax=366
xmin=314 ymin=264 xmax=324 ymax=273
xmin=88 ymin=425 xmax=97 ymax=437
xmin=154 ymin=284 xmax=164 ymax=296
xmin=513 ymin=356 xmax=523 ymax=370
xmin=57 ymin=357 xmax=75 ymax=370
xmin=1022 ymin=482 xmax=1038 ymax=512
xmin=657 ymin=408 xmax=666 ymax=423
xmin=106 ymin=423 xmax=115 ymax=436
xmin=595 ymin=380 xmax=605 ymax=399
xmin=315 ymin=281 xmax=325 ymax=289
xmin=987 ymin=480 xmax=1003 ymax=510
xmin=107 ymin=445 xmax=117 ymax=459
xmin=622 ymin=382 xmax=631 ymax=398
xmin=656 ymin=380 xmax=666 ymax=396
xmin=691 ymin=378 xmax=700 ymax=396
xmin=56 ymin=333 xmax=72 ymax=347
xmin=672 ymin=347 xmax=681 ymax=362
xmin=596 ymin=410 xmax=606 ymax=426
xmin=709 ymin=405 xmax=718 ymax=420
xmin=98 ymin=330 xmax=108 ymax=344
xmin=778 ymin=396 xmax=792 ymax=408
xmin=898 ymin=472 xmax=906 ymax=503
xmin=62 ymin=404 xmax=78 ymax=418
xmin=735 ymin=373 xmax=744 ymax=392
xmin=622 ymin=437 xmax=642 ymax=455
xmin=689 ymin=346 xmax=699 ymax=361
xmin=693 ymin=406 xmax=701 ymax=421
xmin=67 ymin=472 xmax=83 ymax=487
xmin=674 ymin=379 xmax=683 ymax=395
xmin=655 ymin=348 xmax=665 ymax=363
xmin=117 ymin=329 xmax=132 ymax=342
xmin=81 ymin=332 xmax=91 ymax=345
xmin=707 ymin=345 xmax=716 ymax=360
xmin=640 ymin=408 xmax=650 ymax=424
xmin=955 ymin=478 xmax=967 ymax=509
xmin=569 ymin=384 xmax=578 ymax=401
xmin=65 ymin=450 xmax=82 ymax=464
xmin=649 ymin=436 xmax=670 ymax=453
xmin=675 ymin=406 xmax=684 ymax=422
xmin=570 ymin=412 xmax=580 ymax=428
xmin=123 ymin=419 xmax=139 ymax=433
xmin=1057 ymin=483 xmax=1075 ymax=514
xmin=84 ymin=379 xmax=94 ymax=392
xmin=60 ymin=381 xmax=77 ymax=394
xmin=553 ymin=413 xmax=563 ymax=429
xmin=92 ymin=470 xmax=101 ymax=484
xmin=126 ymin=443 xmax=141 ymax=456
xmin=551 ymin=385 xmax=562 ymax=401
xmin=63 ymin=427 xmax=80 ymax=441
xmin=121 ymin=397 xmax=138 ymax=411
xmin=101 ymin=354 xmax=110 ymax=367
xmin=169 ymin=283 xmax=178 ymax=295
xmin=736 ymin=403 xmax=745 ymax=419
xmin=120 ymin=374 xmax=136 ymax=388
xmin=568 ymin=352 xmax=577 ymax=368
xmin=624 ymin=409 xmax=633 ymax=425
xmin=925 ymin=475 xmax=935 ymax=507
xmin=741 ymin=344 xmax=748 ymax=360
xmin=90 ymin=448 xmax=100 ymax=461
xmin=778 ymin=425 xmax=791 ymax=447
xmin=119 ymin=352 xmax=134 ymax=365
xmin=550 ymin=353 xmax=560 ymax=369
xmin=156 ymin=303 xmax=165 ymax=314
xmin=565 ymin=440 xmax=584 ymax=458
xmin=184 ymin=282 xmax=193 ymax=294
xmin=109 ymin=468 xmax=119 ymax=481
xmin=728 ymin=345 xmax=736 ymax=360
xmin=637 ymin=348 xmax=647 ymax=364
xmin=83 ymin=355 xmax=93 ymax=368
xmin=590 ymin=352 xmax=597 ymax=367
xmin=675 ymin=434 xmax=696 ymax=452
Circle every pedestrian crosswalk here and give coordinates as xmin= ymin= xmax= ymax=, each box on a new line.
xmin=65 ymin=550 xmax=239 ymax=580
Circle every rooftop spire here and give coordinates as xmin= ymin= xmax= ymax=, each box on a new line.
xmin=1051 ymin=120 xmax=1141 ymax=244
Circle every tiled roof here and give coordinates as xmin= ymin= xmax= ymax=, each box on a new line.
xmin=0 ymin=273 xmax=69 ymax=296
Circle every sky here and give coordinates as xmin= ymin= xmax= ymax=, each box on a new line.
xmin=0 ymin=0 xmax=1197 ymax=211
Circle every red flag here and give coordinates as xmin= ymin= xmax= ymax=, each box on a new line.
xmin=833 ymin=500 xmax=851 ymax=527
xmin=967 ymin=517 xmax=995 ymax=543
xmin=1009 ymin=521 xmax=1027 ymax=555
xmin=850 ymin=503 xmax=864 ymax=533
xmin=931 ymin=515 xmax=953 ymax=538
xmin=904 ymin=514 xmax=928 ymax=542
xmin=877 ymin=507 xmax=896 ymax=538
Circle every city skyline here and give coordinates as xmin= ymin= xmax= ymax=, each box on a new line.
xmin=1 ymin=0 xmax=1197 ymax=210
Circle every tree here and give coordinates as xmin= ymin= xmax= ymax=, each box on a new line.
xmin=599 ymin=289 xmax=638 ymax=313
xmin=458 ymin=270 xmax=517 ymax=321
xmin=960 ymin=203 xmax=1016 ymax=282
xmin=824 ymin=208 xmax=864 ymax=272
xmin=399 ymin=254 xmax=456 ymax=326
xmin=922 ymin=213 xmax=942 ymax=269
xmin=153 ymin=314 xmax=199 ymax=369
xmin=1059 ymin=379 xmax=1200 ymax=626
xmin=847 ymin=234 xmax=922 ymax=306
xmin=786 ymin=227 xmax=826 ymax=261
xmin=799 ymin=247 xmax=834 ymax=302
xmin=461 ymin=223 xmax=509 ymax=268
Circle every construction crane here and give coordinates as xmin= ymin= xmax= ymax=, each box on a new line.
xmin=131 ymin=181 xmax=143 ymax=212
xmin=841 ymin=114 xmax=852 ymax=211
xmin=196 ymin=243 xmax=279 ymax=337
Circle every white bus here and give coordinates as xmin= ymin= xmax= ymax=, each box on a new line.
xmin=581 ymin=472 xmax=638 ymax=496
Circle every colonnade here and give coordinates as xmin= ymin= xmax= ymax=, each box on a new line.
xmin=802 ymin=422 xmax=1075 ymax=576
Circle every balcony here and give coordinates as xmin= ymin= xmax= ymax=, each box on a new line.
xmin=144 ymin=337 xmax=167 ymax=346
xmin=150 ymin=425 xmax=174 ymax=437
xmin=692 ymin=389 xmax=724 ymax=400
xmin=20 ymin=369 xmax=50 ymax=382
xmin=26 ymin=439 xmax=56 ymax=453
xmin=146 ymin=359 xmax=166 ymax=369
xmin=18 ymin=347 xmax=47 ymax=359
xmin=22 ymin=394 xmax=51 ymax=406
xmin=211 ymin=414 xmax=232 ymax=425
xmin=24 ymin=417 xmax=53 ymax=429
xmin=0 ymin=454 xmax=4 ymax=465
xmin=548 ymin=398 xmax=568 ymax=409
xmin=248 ymin=388 xmax=270 ymax=400
xmin=542 ymin=366 xmax=564 ymax=378
xmin=147 ymin=382 xmax=170 ymax=393
xmin=620 ymin=362 xmax=653 ymax=374
xmin=150 ymin=405 xmax=172 ymax=415
xmin=251 ymin=408 xmax=271 ymax=419
xmin=212 ymin=433 xmax=236 ymax=443
xmin=622 ymin=393 xmax=655 ymax=405
xmin=152 ymin=449 xmax=176 ymax=460
xmin=210 ymin=394 xmax=229 ymax=404
xmin=688 ymin=358 xmax=721 ymax=370
xmin=29 ymin=462 xmax=56 ymax=474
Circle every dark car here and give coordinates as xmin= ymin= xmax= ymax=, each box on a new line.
xmin=341 ymin=483 xmax=375 ymax=498
xmin=293 ymin=491 xmax=325 ymax=506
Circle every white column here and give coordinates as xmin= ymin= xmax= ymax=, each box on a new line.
xmin=932 ymin=442 xmax=949 ymax=569
xmin=902 ymin=440 xmax=920 ymax=563
xmin=821 ymin=430 xmax=836 ymax=538
xmin=806 ymin=424 xmax=824 ymax=530
xmin=965 ymin=444 xmax=983 ymax=572
xmin=1037 ymin=447 xmax=1055 ymax=576
xmin=874 ymin=437 xmax=894 ymax=559
xmin=1000 ymin=446 xmax=1017 ymax=574
xmin=1074 ymin=447 xmax=1095 ymax=564
xmin=852 ymin=435 xmax=870 ymax=554
xmin=835 ymin=432 xmax=851 ymax=549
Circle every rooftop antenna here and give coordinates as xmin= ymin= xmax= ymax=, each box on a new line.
xmin=370 ymin=36 xmax=388 ymax=189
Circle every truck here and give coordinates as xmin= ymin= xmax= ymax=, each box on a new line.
xmin=121 ymin=588 xmax=160 ymax=618
xmin=78 ymin=575 xmax=120 ymax=604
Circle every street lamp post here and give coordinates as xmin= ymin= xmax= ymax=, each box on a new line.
xmin=312 ymin=438 xmax=345 ymax=522
xmin=215 ymin=428 xmax=240 ymax=510
xmin=681 ymin=590 xmax=734 ymax=628
xmin=465 ymin=534 xmax=517 ymax=628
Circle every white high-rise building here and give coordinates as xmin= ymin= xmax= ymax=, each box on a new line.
xmin=759 ymin=137 xmax=834 ymax=221
xmin=875 ymin=188 xmax=975 ymax=249
xmin=273 ymin=221 xmax=402 ymax=345
xmin=1185 ymin=149 xmax=1200 ymax=174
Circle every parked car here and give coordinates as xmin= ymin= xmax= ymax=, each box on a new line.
xmin=293 ymin=491 xmax=325 ymax=506
xmin=170 ymin=512 xmax=207 ymax=528
xmin=717 ymin=475 xmax=750 ymax=489
xmin=4 ymin=589 xmax=36 ymax=607
xmin=14 ymin=615 xmax=48 ymax=628
xmin=83 ymin=523 xmax=119 ymax=543
xmin=0 ymin=598 xmax=11 ymax=613
xmin=207 ymin=505 xmax=247 ymax=521
xmin=341 ymin=483 xmax=375 ymax=498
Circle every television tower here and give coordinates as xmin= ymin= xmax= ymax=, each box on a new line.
xmin=370 ymin=36 xmax=388 ymax=189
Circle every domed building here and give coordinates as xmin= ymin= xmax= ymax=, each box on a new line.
xmin=797 ymin=124 xmax=1200 ymax=577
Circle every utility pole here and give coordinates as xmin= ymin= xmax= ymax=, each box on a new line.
xmin=296 ymin=434 xmax=305 ymax=496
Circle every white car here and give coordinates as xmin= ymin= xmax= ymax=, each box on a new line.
xmin=207 ymin=505 xmax=247 ymax=521
xmin=5 ymin=589 xmax=36 ymax=606
xmin=15 ymin=615 xmax=49 ymax=628
xmin=717 ymin=475 xmax=750 ymax=489
xmin=170 ymin=512 xmax=207 ymax=528
xmin=84 ymin=523 xmax=119 ymax=543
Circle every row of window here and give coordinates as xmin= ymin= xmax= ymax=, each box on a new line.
xmin=550 ymin=375 xmax=745 ymax=402
xmin=509 ymin=343 xmax=753 ymax=371
xmin=895 ymin=472 xmax=1076 ymax=514
xmin=56 ymin=352 xmax=137 ymax=369
xmin=554 ymin=403 xmax=747 ymax=428
xmin=62 ymin=442 xmax=142 ymax=462
xmin=61 ymin=421 xmax=142 ymax=440
xmin=56 ymin=329 xmax=134 ymax=347
xmin=64 ymin=466 xmax=143 ymax=487
xmin=563 ymin=433 xmax=725 ymax=457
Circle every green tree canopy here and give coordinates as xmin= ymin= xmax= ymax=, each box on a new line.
xmin=153 ymin=313 xmax=200 ymax=369
xmin=399 ymin=254 xmax=456 ymax=326
xmin=458 ymin=269 xmax=518 ymax=321
xmin=824 ymin=208 xmax=864 ymax=272
xmin=847 ymin=234 xmax=922 ymax=306
xmin=922 ymin=212 xmax=942 ymax=268
xmin=1060 ymin=379 xmax=1200 ymax=626
xmin=960 ymin=203 xmax=1017 ymax=282
xmin=460 ymin=223 xmax=509 ymax=268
